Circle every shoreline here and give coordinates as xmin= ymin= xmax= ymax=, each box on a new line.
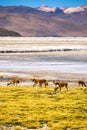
xmin=0 ymin=70 xmax=87 ymax=82
xmin=0 ymin=49 xmax=87 ymax=82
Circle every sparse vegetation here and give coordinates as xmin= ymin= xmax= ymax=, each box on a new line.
xmin=0 ymin=86 xmax=87 ymax=130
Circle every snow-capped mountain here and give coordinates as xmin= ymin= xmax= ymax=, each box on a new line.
xmin=38 ymin=4 xmax=87 ymax=14
xmin=64 ymin=5 xmax=87 ymax=14
xmin=38 ymin=5 xmax=63 ymax=14
xmin=38 ymin=5 xmax=57 ymax=12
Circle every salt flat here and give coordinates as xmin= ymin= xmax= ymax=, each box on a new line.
xmin=0 ymin=37 xmax=87 ymax=81
xmin=0 ymin=37 xmax=87 ymax=46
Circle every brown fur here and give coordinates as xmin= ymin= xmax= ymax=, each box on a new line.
xmin=78 ymin=80 xmax=86 ymax=87
xmin=31 ymin=79 xmax=48 ymax=87
xmin=7 ymin=78 xmax=20 ymax=86
xmin=53 ymin=81 xmax=68 ymax=92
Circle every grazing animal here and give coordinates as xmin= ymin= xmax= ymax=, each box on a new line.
xmin=31 ymin=78 xmax=48 ymax=87
xmin=53 ymin=81 xmax=68 ymax=92
xmin=53 ymin=80 xmax=60 ymax=87
xmin=7 ymin=78 xmax=20 ymax=86
xmin=78 ymin=80 xmax=86 ymax=87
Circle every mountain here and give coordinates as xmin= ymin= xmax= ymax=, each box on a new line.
xmin=64 ymin=6 xmax=86 ymax=14
xmin=38 ymin=5 xmax=57 ymax=12
xmin=62 ymin=5 xmax=87 ymax=25
xmin=64 ymin=10 xmax=87 ymax=25
xmin=0 ymin=5 xmax=87 ymax=37
xmin=38 ymin=5 xmax=63 ymax=14
xmin=0 ymin=5 xmax=41 ymax=14
xmin=0 ymin=5 xmax=52 ymax=16
xmin=0 ymin=27 xmax=21 ymax=36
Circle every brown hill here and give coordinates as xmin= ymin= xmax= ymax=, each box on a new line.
xmin=0 ymin=6 xmax=87 ymax=37
xmin=0 ymin=12 xmax=87 ymax=37
xmin=0 ymin=6 xmax=49 ymax=16
xmin=0 ymin=27 xmax=21 ymax=36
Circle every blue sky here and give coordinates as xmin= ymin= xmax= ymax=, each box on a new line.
xmin=0 ymin=0 xmax=87 ymax=7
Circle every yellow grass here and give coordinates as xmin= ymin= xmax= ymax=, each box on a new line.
xmin=0 ymin=86 xmax=87 ymax=130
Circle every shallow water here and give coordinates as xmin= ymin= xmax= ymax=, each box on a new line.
xmin=0 ymin=54 xmax=87 ymax=74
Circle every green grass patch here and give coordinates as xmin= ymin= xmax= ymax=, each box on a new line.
xmin=0 ymin=86 xmax=87 ymax=129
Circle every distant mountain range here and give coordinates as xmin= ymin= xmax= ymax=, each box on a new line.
xmin=0 ymin=5 xmax=87 ymax=37
xmin=38 ymin=4 xmax=87 ymax=14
